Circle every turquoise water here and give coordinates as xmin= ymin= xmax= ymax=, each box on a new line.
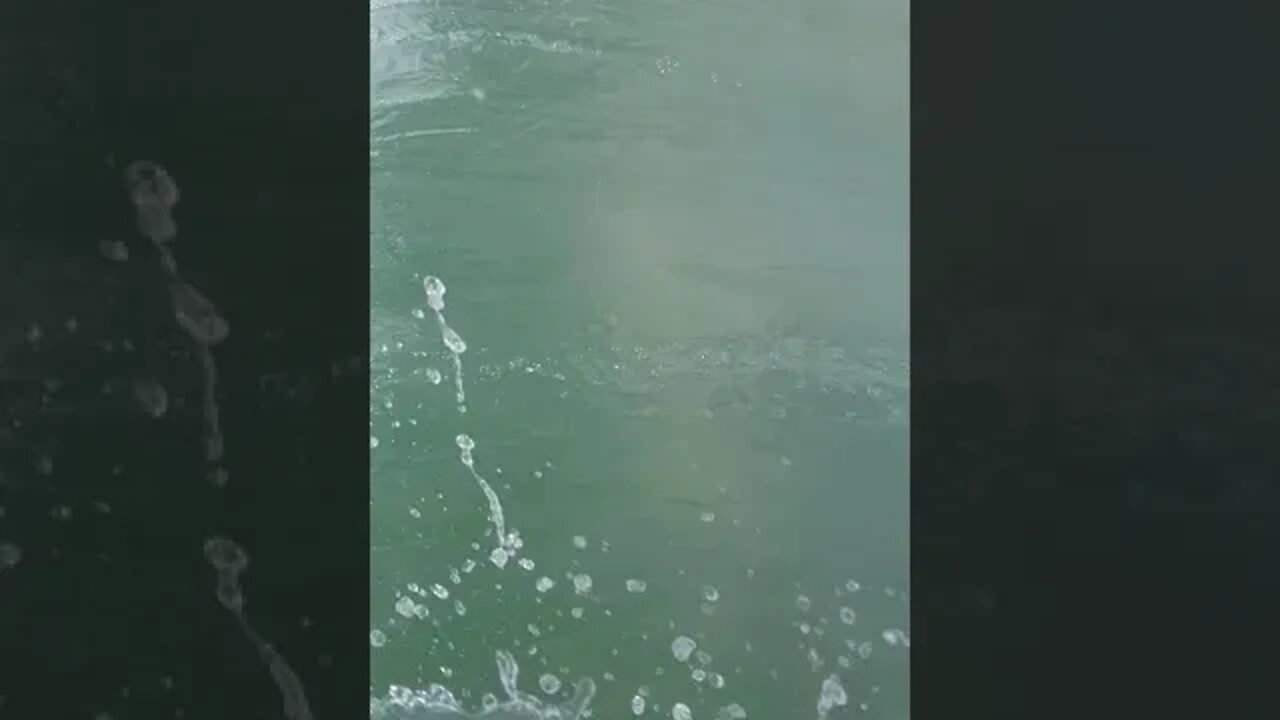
xmin=370 ymin=1 xmax=908 ymax=718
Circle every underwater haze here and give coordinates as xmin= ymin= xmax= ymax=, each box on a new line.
xmin=370 ymin=1 xmax=908 ymax=719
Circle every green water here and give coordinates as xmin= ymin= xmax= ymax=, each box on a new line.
xmin=370 ymin=1 xmax=908 ymax=718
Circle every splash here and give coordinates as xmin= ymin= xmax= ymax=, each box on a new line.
xmin=205 ymin=537 xmax=314 ymax=720
xmin=455 ymin=433 xmax=521 ymax=568
xmin=422 ymin=275 xmax=467 ymax=413
xmin=130 ymin=164 xmax=311 ymax=717
xmin=122 ymin=161 xmax=229 ymax=474
xmin=369 ymin=650 xmax=595 ymax=720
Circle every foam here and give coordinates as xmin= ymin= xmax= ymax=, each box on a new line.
xmin=370 ymin=651 xmax=595 ymax=720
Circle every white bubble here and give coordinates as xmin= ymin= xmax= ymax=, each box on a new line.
xmin=394 ymin=596 xmax=418 ymax=618
xmin=796 ymin=594 xmax=812 ymax=612
xmin=538 ymin=673 xmax=562 ymax=695
xmin=572 ymin=535 xmax=588 ymax=549
xmin=454 ymin=600 xmax=467 ymax=616
xmin=425 ymin=367 xmax=442 ymax=384
xmin=203 ymin=537 xmax=247 ymax=573
xmin=571 ymin=607 xmax=585 ymax=619
xmin=699 ymin=511 xmax=716 ymax=523
xmin=631 ymin=694 xmax=647 ymax=715
xmin=839 ymin=607 xmax=856 ymax=625
xmin=431 ymin=584 xmax=450 ymax=599
xmin=369 ymin=629 xmax=387 ymax=647
xmin=518 ymin=557 xmax=536 ymax=571
xmin=133 ymin=379 xmax=168 ymax=417
xmin=817 ymin=675 xmax=848 ymax=717
xmin=412 ymin=308 xmax=426 ymax=319
xmin=708 ymin=672 xmax=725 ymax=690
xmin=536 ymin=577 xmax=555 ymax=593
xmin=456 ymin=434 xmax=475 ymax=451
xmin=572 ymin=574 xmax=593 ymax=595
xmin=490 ymin=547 xmax=510 ymax=568
xmin=716 ymin=703 xmax=747 ymax=719
xmin=845 ymin=580 xmax=861 ymax=593
xmin=626 ymin=578 xmax=647 ymax=593
xmin=672 ymin=702 xmax=693 ymax=720
xmin=881 ymin=628 xmax=907 ymax=646
xmin=0 ymin=542 xmax=21 ymax=569
xmin=442 ymin=326 xmax=467 ymax=354
xmin=423 ymin=276 xmax=447 ymax=310
xmin=857 ymin=641 xmax=873 ymax=659
xmin=99 ymin=239 xmax=129 ymax=261
xmin=671 ymin=636 xmax=697 ymax=663
xmin=702 ymin=585 xmax=720 ymax=602
xmin=370 ymin=436 xmax=380 ymax=449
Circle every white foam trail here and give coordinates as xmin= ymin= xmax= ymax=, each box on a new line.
xmin=122 ymin=162 xmax=229 ymax=472
xmin=455 ymin=434 xmax=519 ymax=567
xmin=374 ymin=128 xmax=477 ymax=143
xmin=423 ymin=276 xmax=467 ymax=413
xmin=128 ymin=164 xmax=311 ymax=718
xmin=205 ymin=537 xmax=315 ymax=720
xmin=370 ymin=650 xmax=595 ymax=720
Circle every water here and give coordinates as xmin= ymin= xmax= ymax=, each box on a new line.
xmin=370 ymin=1 xmax=908 ymax=719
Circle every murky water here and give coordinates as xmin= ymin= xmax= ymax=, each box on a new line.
xmin=371 ymin=1 xmax=908 ymax=719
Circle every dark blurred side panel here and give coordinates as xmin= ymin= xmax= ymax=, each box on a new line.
xmin=1 ymin=1 xmax=369 ymax=717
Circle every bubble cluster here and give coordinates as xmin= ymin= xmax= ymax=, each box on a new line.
xmin=816 ymin=675 xmax=848 ymax=719
xmin=368 ymin=266 xmax=908 ymax=719
xmin=370 ymin=651 xmax=596 ymax=720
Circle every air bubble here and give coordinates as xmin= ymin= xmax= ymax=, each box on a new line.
xmin=572 ymin=574 xmax=593 ymax=595
xmin=489 ymin=547 xmax=510 ymax=568
xmin=539 ymin=674 xmax=562 ymax=695
xmin=423 ymin=276 xmax=446 ymax=311
xmin=817 ymin=675 xmax=848 ymax=719
xmin=370 ymin=629 xmax=387 ymax=647
xmin=203 ymin=537 xmax=248 ymax=573
xmin=881 ymin=628 xmax=907 ymax=646
xmin=0 ymin=542 xmax=21 ymax=569
xmin=672 ymin=702 xmax=693 ymax=720
xmin=626 ymin=578 xmax=648 ymax=593
xmin=442 ymin=327 xmax=467 ymax=354
xmin=671 ymin=636 xmax=697 ymax=663
xmin=716 ymin=703 xmax=747 ymax=719
xmin=395 ymin=596 xmax=419 ymax=618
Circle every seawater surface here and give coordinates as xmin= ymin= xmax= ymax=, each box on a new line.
xmin=370 ymin=1 xmax=908 ymax=718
